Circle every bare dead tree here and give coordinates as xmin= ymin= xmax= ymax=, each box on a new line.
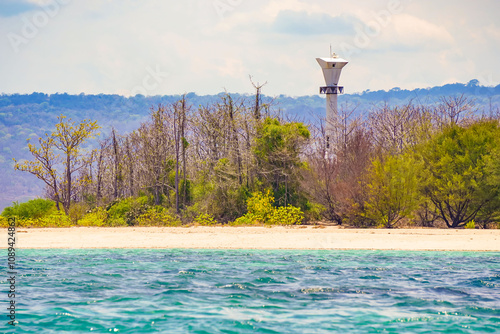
xmin=304 ymin=114 xmax=373 ymax=225
xmin=330 ymin=101 xmax=363 ymax=154
xmin=435 ymin=94 xmax=477 ymax=127
xmin=111 ymin=128 xmax=122 ymax=200
xmin=124 ymin=137 xmax=135 ymax=197
xmin=249 ymin=75 xmax=267 ymax=121
xmin=95 ymin=138 xmax=110 ymax=204
xmin=172 ymin=95 xmax=190 ymax=213
xmin=369 ymin=101 xmax=418 ymax=154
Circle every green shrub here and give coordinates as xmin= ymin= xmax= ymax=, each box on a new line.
xmin=245 ymin=190 xmax=274 ymax=224
xmin=2 ymin=199 xmax=55 ymax=220
xmin=233 ymin=191 xmax=304 ymax=226
xmin=68 ymin=202 xmax=89 ymax=224
xmin=18 ymin=211 xmax=72 ymax=228
xmin=182 ymin=203 xmax=202 ymax=223
xmin=191 ymin=177 xmax=249 ymax=223
xmin=465 ymin=220 xmax=476 ymax=229
xmin=0 ymin=216 xmax=8 ymax=228
xmin=107 ymin=198 xmax=132 ymax=218
xmin=269 ymin=205 xmax=304 ymax=225
xmin=194 ymin=213 xmax=217 ymax=226
xmin=105 ymin=217 xmax=128 ymax=227
xmin=303 ymin=201 xmax=324 ymax=222
xmin=1 ymin=199 xmax=71 ymax=228
xmin=108 ymin=196 xmax=149 ymax=225
xmin=136 ymin=207 xmax=181 ymax=227
xmin=230 ymin=214 xmax=260 ymax=226
xmin=77 ymin=208 xmax=108 ymax=227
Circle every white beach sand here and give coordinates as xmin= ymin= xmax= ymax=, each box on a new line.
xmin=3 ymin=226 xmax=500 ymax=251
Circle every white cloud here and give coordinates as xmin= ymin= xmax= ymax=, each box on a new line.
xmin=0 ymin=0 xmax=499 ymax=96
xmin=391 ymin=14 xmax=454 ymax=48
xmin=263 ymin=0 xmax=322 ymax=18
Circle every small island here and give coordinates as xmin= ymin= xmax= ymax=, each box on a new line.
xmin=2 ymin=90 xmax=500 ymax=235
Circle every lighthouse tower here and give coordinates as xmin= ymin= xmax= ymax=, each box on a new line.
xmin=316 ymin=53 xmax=348 ymax=151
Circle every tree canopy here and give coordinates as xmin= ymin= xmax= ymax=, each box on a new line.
xmin=418 ymin=121 xmax=500 ymax=228
xmin=6 ymin=93 xmax=500 ymax=229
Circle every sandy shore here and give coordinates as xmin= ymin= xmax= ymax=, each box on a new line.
xmin=2 ymin=226 xmax=500 ymax=251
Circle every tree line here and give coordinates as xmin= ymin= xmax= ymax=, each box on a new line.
xmin=7 ymin=91 xmax=500 ymax=228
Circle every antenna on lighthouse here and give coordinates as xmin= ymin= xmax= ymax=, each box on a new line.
xmin=316 ymin=51 xmax=348 ymax=159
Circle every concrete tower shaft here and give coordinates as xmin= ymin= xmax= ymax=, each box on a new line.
xmin=317 ymin=54 xmax=348 ymax=151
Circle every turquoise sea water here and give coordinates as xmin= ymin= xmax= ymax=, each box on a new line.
xmin=2 ymin=249 xmax=500 ymax=333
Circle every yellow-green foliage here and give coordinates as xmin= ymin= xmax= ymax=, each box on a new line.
xmin=68 ymin=202 xmax=89 ymax=224
xmin=106 ymin=217 xmax=128 ymax=227
xmin=232 ymin=191 xmax=304 ymax=226
xmin=230 ymin=215 xmax=257 ymax=226
xmin=364 ymin=153 xmax=422 ymax=228
xmin=194 ymin=213 xmax=217 ymax=226
xmin=465 ymin=220 xmax=476 ymax=229
xmin=18 ymin=211 xmax=72 ymax=228
xmin=303 ymin=202 xmax=324 ymax=222
xmin=0 ymin=216 xmax=8 ymax=228
xmin=0 ymin=208 xmax=71 ymax=228
xmin=77 ymin=208 xmax=108 ymax=227
xmin=417 ymin=121 xmax=500 ymax=228
xmin=107 ymin=196 xmax=149 ymax=226
xmin=2 ymin=198 xmax=55 ymax=220
xmin=136 ymin=207 xmax=181 ymax=227
xmin=269 ymin=205 xmax=304 ymax=225
xmin=246 ymin=190 xmax=275 ymax=223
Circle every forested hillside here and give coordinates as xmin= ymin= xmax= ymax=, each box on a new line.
xmin=1 ymin=80 xmax=500 ymax=213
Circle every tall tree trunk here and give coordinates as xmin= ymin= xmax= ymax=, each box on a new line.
xmin=112 ymin=128 xmax=120 ymax=200
xmin=174 ymin=100 xmax=183 ymax=214
xmin=53 ymin=178 xmax=61 ymax=211
xmin=250 ymin=76 xmax=267 ymax=121
xmin=181 ymin=101 xmax=187 ymax=207
xmin=125 ymin=137 xmax=134 ymax=197
xmin=227 ymin=94 xmax=243 ymax=185
xmin=96 ymin=147 xmax=103 ymax=203
xmin=65 ymin=153 xmax=71 ymax=214
xmin=254 ymin=88 xmax=261 ymax=120
xmin=243 ymin=119 xmax=253 ymax=188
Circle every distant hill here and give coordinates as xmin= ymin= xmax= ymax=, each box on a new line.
xmin=1 ymin=80 xmax=499 ymax=211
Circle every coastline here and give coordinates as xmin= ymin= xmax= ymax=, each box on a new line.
xmin=3 ymin=226 xmax=500 ymax=251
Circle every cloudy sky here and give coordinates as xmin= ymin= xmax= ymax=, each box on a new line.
xmin=0 ymin=0 xmax=499 ymax=96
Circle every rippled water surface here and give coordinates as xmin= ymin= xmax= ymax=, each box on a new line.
xmin=3 ymin=250 xmax=500 ymax=333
